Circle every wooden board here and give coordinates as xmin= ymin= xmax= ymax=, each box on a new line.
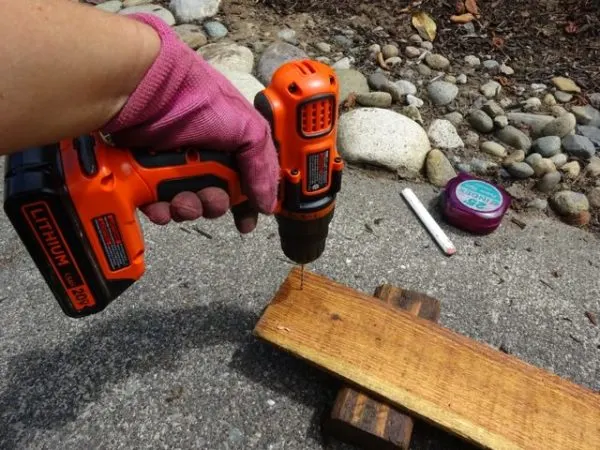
xmin=324 ymin=284 xmax=441 ymax=449
xmin=254 ymin=267 xmax=600 ymax=450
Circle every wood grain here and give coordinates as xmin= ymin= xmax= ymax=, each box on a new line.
xmin=254 ymin=267 xmax=600 ymax=450
xmin=324 ymin=284 xmax=441 ymax=449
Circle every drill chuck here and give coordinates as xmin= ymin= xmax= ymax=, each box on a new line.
xmin=276 ymin=208 xmax=335 ymax=264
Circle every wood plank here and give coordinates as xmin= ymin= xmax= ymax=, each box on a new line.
xmin=254 ymin=267 xmax=600 ymax=450
xmin=324 ymin=284 xmax=441 ymax=449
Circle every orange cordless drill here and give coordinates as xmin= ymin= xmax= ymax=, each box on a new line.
xmin=3 ymin=59 xmax=343 ymax=318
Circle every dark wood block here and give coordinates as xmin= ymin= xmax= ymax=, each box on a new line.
xmin=322 ymin=284 xmax=441 ymax=449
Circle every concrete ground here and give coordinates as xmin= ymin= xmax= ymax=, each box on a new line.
xmin=0 ymin=165 xmax=598 ymax=449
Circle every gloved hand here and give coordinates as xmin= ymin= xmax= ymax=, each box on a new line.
xmin=101 ymin=13 xmax=279 ymax=234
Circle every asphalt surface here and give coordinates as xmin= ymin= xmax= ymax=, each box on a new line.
xmin=1 ymin=164 xmax=599 ymax=449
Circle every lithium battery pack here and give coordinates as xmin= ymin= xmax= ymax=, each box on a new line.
xmin=441 ymin=172 xmax=511 ymax=234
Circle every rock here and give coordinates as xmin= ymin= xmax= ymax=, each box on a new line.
xmin=576 ymin=125 xmax=600 ymax=148
xmin=584 ymin=157 xmax=600 ymax=177
xmin=499 ymin=64 xmax=514 ymax=75
xmin=277 ymin=28 xmax=298 ymax=45
xmin=540 ymin=113 xmax=576 ymax=138
xmin=356 ymin=91 xmax=392 ymax=108
xmin=456 ymin=74 xmax=467 ymax=84
xmin=482 ymin=101 xmax=504 ymax=118
xmin=571 ymin=105 xmax=600 ymax=127
xmin=480 ymin=81 xmax=501 ymax=99
xmin=367 ymin=72 xmax=405 ymax=103
xmin=397 ymin=67 xmax=417 ymax=81
xmin=405 ymin=46 xmax=421 ymax=58
xmin=495 ymin=126 xmax=532 ymax=152
xmin=525 ymin=152 xmax=542 ymax=166
xmin=480 ymin=141 xmax=506 ymax=157
xmin=561 ymin=161 xmax=581 ymax=179
xmin=401 ymin=105 xmax=423 ymax=125
xmin=336 ymin=69 xmax=369 ymax=104
xmin=427 ymin=119 xmax=464 ymax=150
xmin=368 ymin=44 xmax=381 ymax=57
xmin=551 ymin=153 xmax=568 ymax=168
xmin=199 ymin=21 xmax=230 ymax=41
xmin=444 ymin=112 xmax=463 ymax=128
xmin=506 ymin=112 xmax=554 ymax=136
xmin=482 ymin=59 xmax=500 ymax=72
xmin=198 ymin=42 xmax=254 ymax=73
xmin=470 ymin=158 xmax=498 ymax=174
xmin=532 ymin=136 xmax=561 ymax=157
xmin=337 ymin=108 xmax=431 ymax=174
xmin=588 ymin=187 xmax=600 ymax=208
xmin=551 ymin=106 xmax=569 ymax=117
xmin=425 ymin=53 xmax=450 ymax=70
xmin=332 ymin=57 xmax=352 ymax=70
xmin=522 ymin=97 xmax=542 ymax=111
xmin=503 ymin=150 xmax=525 ymax=166
xmin=499 ymin=98 xmax=513 ymax=109
xmin=554 ymin=91 xmax=572 ymax=103
xmin=421 ymin=41 xmax=433 ymax=51
xmin=216 ymin=68 xmax=264 ymax=103
xmin=173 ymin=24 xmax=207 ymax=48
xmin=315 ymin=42 xmax=331 ymax=53
xmin=444 ymin=75 xmax=457 ymax=84
xmin=494 ymin=116 xmax=508 ymax=128
xmin=123 ymin=0 xmax=153 ymax=6
xmin=506 ymin=162 xmax=534 ymax=179
xmin=385 ymin=56 xmax=403 ymax=67
xmin=530 ymin=83 xmax=547 ymax=93
xmin=382 ymin=44 xmax=399 ymax=59
xmin=543 ymin=94 xmax=557 ymax=106
xmin=536 ymin=172 xmax=562 ymax=193
xmin=96 ymin=1 xmax=122 ymax=12
xmin=468 ymin=110 xmax=494 ymax=133
xmin=530 ymin=158 xmax=556 ymax=177
xmin=427 ymin=81 xmax=458 ymax=106
xmin=257 ymin=42 xmax=308 ymax=84
xmin=551 ymin=76 xmax=581 ymax=93
xmin=395 ymin=80 xmax=417 ymax=97
xmin=590 ymin=93 xmax=600 ymax=109
xmin=461 ymin=131 xmax=478 ymax=148
xmin=409 ymin=34 xmax=423 ymax=44
xmin=550 ymin=191 xmax=589 ymax=217
xmin=464 ymin=55 xmax=481 ymax=67
xmin=169 ymin=0 xmax=220 ymax=22
xmin=119 ymin=4 xmax=175 ymax=24
xmin=417 ymin=64 xmax=432 ymax=77
xmin=406 ymin=95 xmax=424 ymax=108
xmin=333 ymin=35 xmax=353 ymax=48
xmin=426 ymin=149 xmax=457 ymax=187
xmin=562 ymin=135 xmax=595 ymax=159
xmin=528 ymin=198 xmax=548 ymax=210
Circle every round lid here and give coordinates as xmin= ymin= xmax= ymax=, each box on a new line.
xmin=452 ymin=179 xmax=506 ymax=214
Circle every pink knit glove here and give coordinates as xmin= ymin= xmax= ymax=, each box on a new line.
xmin=101 ymin=13 xmax=279 ymax=233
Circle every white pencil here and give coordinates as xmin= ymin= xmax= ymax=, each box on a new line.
xmin=401 ymin=188 xmax=456 ymax=256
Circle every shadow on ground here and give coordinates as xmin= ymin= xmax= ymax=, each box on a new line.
xmin=0 ymin=302 xmax=475 ymax=450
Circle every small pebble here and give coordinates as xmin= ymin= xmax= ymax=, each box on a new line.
xmin=456 ymin=74 xmax=467 ymax=84
xmin=427 ymin=119 xmax=464 ymax=150
xmin=471 ymin=158 xmax=497 ymax=174
xmin=385 ymin=56 xmax=402 ymax=66
xmin=417 ymin=64 xmax=432 ymax=76
xmin=532 ymin=136 xmax=561 ymax=157
xmin=409 ymin=34 xmax=423 ymax=44
xmin=584 ymin=157 xmax=600 ymax=177
xmin=528 ymin=198 xmax=549 ymax=210
xmin=444 ymin=112 xmax=463 ymax=128
xmin=530 ymin=83 xmax=547 ymax=93
xmin=204 ymin=21 xmax=229 ymax=39
xmin=494 ymin=116 xmax=508 ymax=128
xmin=332 ymin=57 xmax=352 ymax=70
xmin=550 ymin=106 xmax=569 ymax=117
xmin=589 ymin=93 xmax=600 ymax=109
xmin=277 ymin=28 xmax=297 ymax=44
xmin=427 ymin=81 xmax=458 ymax=106
xmin=551 ymin=76 xmax=581 ymax=94
xmin=480 ymin=141 xmax=506 ymax=157
xmin=406 ymin=95 xmax=424 ymax=108
xmin=541 ymin=113 xmax=576 ymax=137
xmin=499 ymin=64 xmax=514 ymax=75
xmin=496 ymin=126 xmax=531 ymax=151
xmin=482 ymin=100 xmax=505 ymax=118
xmin=464 ymin=131 xmax=480 ymax=147
xmin=426 ymin=149 xmax=457 ymax=187
xmin=550 ymin=190 xmax=589 ymax=217
xmin=550 ymin=153 xmax=568 ymax=168
xmin=333 ymin=34 xmax=353 ymax=48
xmin=536 ymin=172 xmax=562 ymax=193
xmin=368 ymin=44 xmax=381 ymax=57
xmin=525 ymin=153 xmax=543 ymax=166
xmin=503 ymin=150 xmax=526 ymax=166
xmin=395 ymin=80 xmax=417 ymax=96
xmin=468 ymin=110 xmax=494 ymax=133
xmin=382 ymin=44 xmax=399 ymax=59
xmin=464 ymin=55 xmax=481 ymax=67
xmin=401 ymin=105 xmax=423 ymax=124
xmin=356 ymin=92 xmax=393 ymax=108
xmin=482 ymin=59 xmax=500 ymax=72
xmin=531 ymin=158 xmax=556 ymax=177
xmin=499 ymin=98 xmax=513 ymax=109
xmin=522 ymin=97 xmax=542 ymax=111
xmin=480 ymin=81 xmax=501 ymax=99
xmin=421 ymin=41 xmax=433 ymax=50
xmin=444 ymin=75 xmax=457 ymax=84
xmin=554 ymin=91 xmax=573 ymax=103
xmin=425 ymin=53 xmax=450 ymax=70
xmin=405 ymin=46 xmax=421 ymax=58
xmin=315 ymin=42 xmax=331 ymax=53
xmin=543 ymin=94 xmax=557 ymax=106
xmin=506 ymin=162 xmax=534 ymax=179
xmin=562 ymin=135 xmax=595 ymax=159
xmin=561 ymin=161 xmax=581 ymax=179
xmin=588 ymin=187 xmax=600 ymax=208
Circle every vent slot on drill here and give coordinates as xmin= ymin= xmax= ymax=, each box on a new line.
xmin=299 ymin=96 xmax=334 ymax=138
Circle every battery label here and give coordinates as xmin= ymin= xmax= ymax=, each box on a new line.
xmin=306 ymin=149 xmax=329 ymax=192
xmin=92 ymin=214 xmax=130 ymax=271
xmin=22 ymin=201 xmax=95 ymax=311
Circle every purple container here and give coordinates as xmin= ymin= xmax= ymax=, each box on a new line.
xmin=442 ymin=172 xmax=511 ymax=234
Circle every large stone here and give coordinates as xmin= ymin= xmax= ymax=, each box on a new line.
xmin=495 ymin=126 xmax=532 ymax=152
xmin=536 ymin=172 xmax=562 ymax=193
xmin=257 ymin=42 xmax=308 ymax=84
xmin=550 ymin=190 xmax=589 ymax=216
xmin=540 ymin=113 xmax=577 ymax=138
xmin=427 ymin=81 xmax=458 ymax=106
xmin=173 ymin=24 xmax=207 ymax=49
xmin=532 ymin=136 xmax=561 ymax=157
xmin=571 ymin=105 xmax=600 ymax=127
xmin=336 ymin=69 xmax=369 ymax=104
xmin=197 ymin=42 xmax=254 ymax=73
xmin=576 ymin=125 xmax=600 ymax=148
xmin=506 ymin=113 xmax=554 ymax=136
xmin=215 ymin=68 xmax=264 ymax=104
xmin=426 ymin=149 xmax=457 ymax=187
xmin=562 ymin=135 xmax=595 ymax=159
xmin=337 ymin=108 xmax=431 ymax=174
xmin=119 ymin=4 xmax=175 ymax=25
xmin=560 ymin=161 xmax=581 ymax=179
xmin=427 ymin=119 xmax=464 ymax=150
xmin=169 ymin=0 xmax=221 ymax=22
xmin=551 ymin=76 xmax=581 ymax=93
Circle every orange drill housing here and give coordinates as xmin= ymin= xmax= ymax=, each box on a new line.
xmin=3 ymin=59 xmax=343 ymax=317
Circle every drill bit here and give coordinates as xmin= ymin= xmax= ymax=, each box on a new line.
xmin=300 ymin=264 xmax=305 ymax=290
